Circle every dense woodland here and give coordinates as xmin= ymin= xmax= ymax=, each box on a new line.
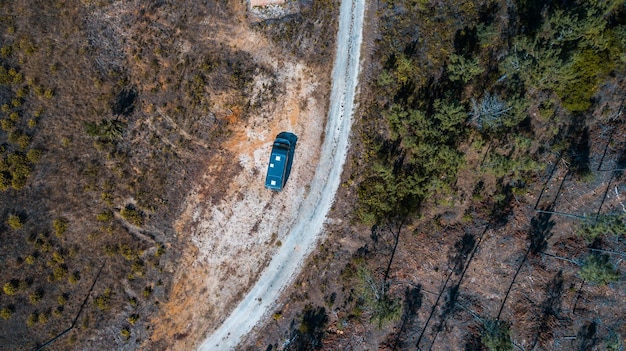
xmin=254 ymin=0 xmax=626 ymax=350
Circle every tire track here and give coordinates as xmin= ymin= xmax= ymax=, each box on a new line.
xmin=197 ymin=0 xmax=365 ymax=349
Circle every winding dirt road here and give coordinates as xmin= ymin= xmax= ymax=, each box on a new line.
xmin=197 ymin=0 xmax=365 ymax=348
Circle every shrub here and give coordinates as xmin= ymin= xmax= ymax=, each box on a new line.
xmin=43 ymin=89 xmax=54 ymax=99
xmin=142 ymin=286 xmax=152 ymax=298
xmin=1 ymin=118 xmax=15 ymax=131
xmin=447 ymin=54 xmax=484 ymax=83
xmin=58 ymin=294 xmax=67 ymax=305
xmin=26 ymin=313 xmax=38 ymax=327
xmin=577 ymin=214 xmax=626 ymax=242
xmin=127 ymin=314 xmax=139 ymax=325
xmin=579 ymin=253 xmax=620 ymax=285
xmin=3 ymin=280 xmax=19 ymax=295
xmin=26 ymin=149 xmax=41 ymax=163
xmin=53 ymin=306 xmax=63 ymax=317
xmin=52 ymin=251 xmax=65 ymax=264
xmin=118 ymin=244 xmax=134 ymax=260
xmin=52 ymin=265 xmax=68 ymax=281
xmin=38 ymin=312 xmax=49 ymax=324
xmin=371 ymin=294 xmax=402 ymax=328
xmin=94 ymin=288 xmax=112 ymax=311
xmin=29 ymin=289 xmax=43 ymax=304
xmin=120 ymin=327 xmax=131 ymax=340
xmin=84 ymin=119 xmax=126 ymax=141
xmin=68 ymin=271 xmax=80 ymax=284
xmin=155 ymin=243 xmax=166 ymax=257
xmin=556 ymin=49 xmax=614 ymax=112
xmin=131 ymin=260 xmax=145 ymax=277
xmin=101 ymin=192 xmax=114 ymax=205
xmin=96 ymin=210 xmax=113 ymax=222
xmin=53 ymin=218 xmax=68 ymax=237
xmin=482 ymin=319 xmax=513 ymax=351
xmin=120 ymin=205 xmax=144 ymax=226
xmin=605 ymin=331 xmax=622 ymax=351
xmin=6 ymin=214 xmax=22 ymax=229
xmin=0 ymin=307 xmax=13 ymax=320
xmin=24 ymin=255 xmax=35 ymax=265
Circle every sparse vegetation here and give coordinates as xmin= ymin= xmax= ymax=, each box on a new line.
xmin=6 ymin=214 xmax=23 ymax=229
xmin=482 ymin=319 xmax=513 ymax=351
xmin=120 ymin=205 xmax=144 ymax=227
xmin=53 ymin=218 xmax=68 ymax=238
xmin=1 ymin=0 xmax=625 ymax=349
xmin=120 ymin=326 xmax=131 ymax=340
xmin=0 ymin=307 xmax=13 ymax=320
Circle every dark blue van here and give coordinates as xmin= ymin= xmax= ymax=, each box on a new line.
xmin=265 ymin=132 xmax=297 ymax=191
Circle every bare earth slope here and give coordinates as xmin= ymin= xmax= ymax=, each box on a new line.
xmin=198 ymin=0 xmax=365 ymax=348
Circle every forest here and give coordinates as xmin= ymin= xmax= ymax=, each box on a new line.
xmin=252 ymin=0 xmax=626 ymax=350
xmin=1 ymin=0 xmax=625 ymax=350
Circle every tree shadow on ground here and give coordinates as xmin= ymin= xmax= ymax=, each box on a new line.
xmin=449 ymin=233 xmax=476 ymax=275
xmin=528 ymin=206 xmax=555 ymax=255
xmin=285 ymin=305 xmax=328 ymax=351
xmin=576 ymin=321 xmax=599 ymax=351
xmin=530 ymin=270 xmax=568 ymax=349
xmin=394 ymin=285 xmax=423 ymax=350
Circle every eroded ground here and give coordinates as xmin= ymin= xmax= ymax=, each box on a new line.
xmin=146 ymin=13 xmax=330 ymax=350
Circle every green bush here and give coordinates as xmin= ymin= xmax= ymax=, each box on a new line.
xmin=371 ymin=294 xmax=402 ymax=328
xmin=577 ymin=214 xmax=626 ymax=242
xmin=3 ymin=280 xmax=18 ymax=295
xmin=38 ymin=312 xmax=49 ymax=324
xmin=0 ymin=118 xmax=15 ymax=131
xmin=605 ymin=331 xmax=622 ymax=351
xmin=24 ymin=255 xmax=35 ymax=265
xmin=579 ymin=253 xmax=620 ymax=285
xmin=52 ymin=251 xmax=65 ymax=264
xmin=120 ymin=326 xmax=131 ymax=340
xmin=26 ymin=313 xmax=38 ymax=327
xmin=84 ymin=119 xmax=126 ymax=141
xmin=447 ymin=54 xmax=484 ymax=83
xmin=26 ymin=148 xmax=41 ymax=163
xmin=155 ymin=243 xmax=166 ymax=257
xmin=68 ymin=271 xmax=80 ymax=284
xmin=127 ymin=314 xmax=139 ymax=325
xmin=6 ymin=214 xmax=23 ymax=229
xmin=94 ymin=288 xmax=112 ymax=311
xmin=121 ymin=205 xmax=144 ymax=226
xmin=96 ymin=210 xmax=114 ymax=222
xmin=52 ymin=265 xmax=68 ymax=281
xmin=131 ymin=260 xmax=145 ymax=277
xmin=142 ymin=286 xmax=152 ymax=298
xmin=556 ymin=50 xmax=614 ymax=112
xmin=482 ymin=319 xmax=513 ymax=351
xmin=53 ymin=218 xmax=68 ymax=237
xmin=0 ymin=307 xmax=13 ymax=320
xmin=29 ymin=289 xmax=43 ymax=304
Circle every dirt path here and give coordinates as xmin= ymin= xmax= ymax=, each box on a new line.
xmin=197 ymin=0 xmax=366 ymax=348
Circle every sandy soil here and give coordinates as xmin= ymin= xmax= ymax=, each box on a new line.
xmin=198 ymin=0 xmax=365 ymax=347
xmin=146 ymin=12 xmax=331 ymax=351
xmin=249 ymin=0 xmax=286 ymax=7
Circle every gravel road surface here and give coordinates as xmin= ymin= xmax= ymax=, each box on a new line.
xmin=198 ymin=0 xmax=365 ymax=348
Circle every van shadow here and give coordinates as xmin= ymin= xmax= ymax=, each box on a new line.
xmin=277 ymin=131 xmax=298 ymax=187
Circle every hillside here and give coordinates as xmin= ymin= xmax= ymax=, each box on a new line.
xmin=2 ymin=0 xmax=625 ymax=350
xmin=0 ymin=0 xmax=337 ymax=350
xmin=244 ymin=0 xmax=626 ymax=350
